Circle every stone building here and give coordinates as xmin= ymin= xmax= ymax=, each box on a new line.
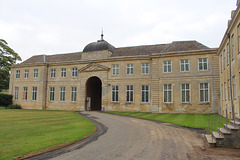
xmin=9 ymin=35 xmax=219 ymax=113
xmin=218 ymin=1 xmax=240 ymax=118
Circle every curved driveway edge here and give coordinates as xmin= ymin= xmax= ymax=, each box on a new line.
xmin=24 ymin=112 xmax=107 ymax=160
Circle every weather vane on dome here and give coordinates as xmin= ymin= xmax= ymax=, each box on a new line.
xmin=101 ymin=28 xmax=104 ymax=40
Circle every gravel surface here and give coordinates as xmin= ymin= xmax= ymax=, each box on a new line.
xmin=26 ymin=112 xmax=240 ymax=160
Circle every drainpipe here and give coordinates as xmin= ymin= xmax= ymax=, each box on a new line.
xmin=227 ymin=33 xmax=235 ymax=120
xmin=44 ymin=63 xmax=49 ymax=110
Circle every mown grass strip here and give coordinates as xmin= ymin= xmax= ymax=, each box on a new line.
xmin=0 ymin=109 xmax=95 ymax=160
xmin=104 ymin=111 xmax=226 ymax=131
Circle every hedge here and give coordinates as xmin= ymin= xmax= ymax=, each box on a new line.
xmin=0 ymin=93 xmax=13 ymax=106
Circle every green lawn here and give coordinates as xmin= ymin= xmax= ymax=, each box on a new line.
xmin=105 ymin=111 xmax=226 ymax=132
xmin=0 ymin=109 xmax=95 ymax=160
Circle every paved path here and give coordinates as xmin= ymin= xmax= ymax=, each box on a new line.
xmin=49 ymin=112 xmax=204 ymax=160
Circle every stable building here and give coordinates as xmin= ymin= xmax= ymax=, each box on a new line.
xmin=9 ymin=35 xmax=219 ymax=113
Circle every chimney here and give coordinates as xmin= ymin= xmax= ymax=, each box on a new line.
xmin=43 ymin=54 xmax=46 ymax=63
xmin=237 ymin=0 xmax=240 ymax=6
xmin=231 ymin=10 xmax=236 ymax=18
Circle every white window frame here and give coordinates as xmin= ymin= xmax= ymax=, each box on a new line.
xmin=72 ymin=67 xmax=77 ymax=77
xmin=141 ymin=63 xmax=149 ymax=74
xmin=112 ymin=85 xmax=119 ymax=102
xmin=50 ymin=68 xmax=56 ymax=78
xmin=228 ymin=79 xmax=230 ymax=100
xmin=112 ymin=64 xmax=119 ymax=75
xmin=126 ymin=85 xmax=134 ymax=103
xmin=232 ymin=34 xmax=235 ymax=60
xmin=233 ymin=76 xmax=236 ymax=99
xmin=60 ymin=87 xmax=65 ymax=102
xmin=163 ymin=60 xmax=172 ymax=73
xmin=14 ymin=87 xmax=19 ymax=101
xmin=238 ymin=25 xmax=240 ymax=54
xmin=33 ymin=69 xmax=38 ymax=78
xmin=61 ymin=68 xmax=66 ymax=78
xmin=223 ymin=50 xmax=226 ymax=70
xmin=50 ymin=87 xmax=55 ymax=101
xmin=227 ymin=43 xmax=230 ymax=65
xmin=23 ymin=87 xmax=28 ymax=100
xmin=221 ymin=84 xmax=224 ymax=101
xmin=24 ymin=69 xmax=29 ymax=79
xmin=141 ymin=85 xmax=149 ymax=103
xmin=71 ymin=87 xmax=77 ymax=102
xmin=198 ymin=58 xmax=208 ymax=71
xmin=126 ymin=64 xmax=134 ymax=75
xmin=16 ymin=70 xmax=20 ymax=79
xmin=224 ymin=82 xmax=227 ymax=101
xmin=220 ymin=54 xmax=223 ymax=73
xmin=200 ymin=83 xmax=209 ymax=103
xmin=32 ymin=86 xmax=37 ymax=101
xmin=163 ymin=84 xmax=172 ymax=103
xmin=180 ymin=60 xmax=190 ymax=72
xmin=181 ymin=84 xmax=190 ymax=103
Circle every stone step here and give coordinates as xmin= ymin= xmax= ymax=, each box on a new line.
xmin=230 ymin=120 xmax=240 ymax=126
xmin=212 ymin=131 xmax=224 ymax=139
xmin=236 ymin=116 xmax=240 ymax=121
xmin=205 ymin=134 xmax=216 ymax=147
xmin=218 ymin=127 xmax=231 ymax=135
xmin=224 ymin=124 xmax=239 ymax=131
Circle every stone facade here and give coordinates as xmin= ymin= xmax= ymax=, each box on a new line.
xmin=9 ymin=40 xmax=219 ymax=113
xmin=218 ymin=1 xmax=240 ymax=118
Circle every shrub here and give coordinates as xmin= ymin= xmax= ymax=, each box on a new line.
xmin=9 ymin=104 xmax=21 ymax=109
xmin=0 ymin=93 xmax=13 ymax=106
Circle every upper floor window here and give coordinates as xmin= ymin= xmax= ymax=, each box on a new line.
xmin=112 ymin=85 xmax=119 ymax=102
xmin=180 ymin=60 xmax=189 ymax=72
xmin=16 ymin=70 xmax=20 ymax=79
xmin=126 ymin=64 xmax=134 ymax=75
xmin=141 ymin=63 xmax=149 ymax=74
xmin=163 ymin=60 xmax=172 ymax=73
xmin=24 ymin=69 xmax=29 ymax=78
xmin=33 ymin=69 xmax=38 ymax=78
xmin=198 ymin=58 xmax=208 ymax=71
xmin=238 ymin=25 xmax=240 ymax=54
xmin=50 ymin=69 xmax=56 ymax=78
xmin=200 ymin=83 xmax=209 ymax=103
xmin=163 ymin=84 xmax=172 ymax=103
xmin=223 ymin=50 xmax=226 ymax=70
xmin=232 ymin=34 xmax=235 ymax=60
xmin=233 ymin=76 xmax=236 ymax=99
xmin=72 ymin=67 xmax=77 ymax=77
xmin=112 ymin=64 xmax=119 ymax=75
xmin=224 ymin=82 xmax=227 ymax=101
xmin=220 ymin=54 xmax=223 ymax=73
xmin=61 ymin=68 xmax=66 ymax=78
xmin=227 ymin=43 xmax=230 ymax=65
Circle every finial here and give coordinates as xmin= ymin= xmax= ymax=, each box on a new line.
xmin=101 ymin=28 xmax=104 ymax=40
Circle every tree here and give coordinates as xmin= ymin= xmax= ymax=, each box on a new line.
xmin=0 ymin=39 xmax=22 ymax=91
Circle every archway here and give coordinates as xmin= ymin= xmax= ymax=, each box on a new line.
xmin=85 ymin=76 xmax=102 ymax=111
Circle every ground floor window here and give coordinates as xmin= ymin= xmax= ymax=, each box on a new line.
xmin=112 ymin=85 xmax=119 ymax=102
xmin=50 ymin=87 xmax=55 ymax=101
xmin=200 ymin=83 xmax=209 ymax=102
xmin=141 ymin=85 xmax=149 ymax=102
xmin=23 ymin=87 xmax=28 ymax=100
xmin=71 ymin=87 xmax=77 ymax=102
xmin=164 ymin=84 xmax=172 ymax=103
xmin=60 ymin=87 xmax=65 ymax=102
xmin=126 ymin=85 xmax=133 ymax=102
xmin=14 ymin=87 xmax=19 ymax=100
xmin=32 ymin=87 xmax=37 ymax=101
xmin=181 ymin=84 xmax=190 ymax=103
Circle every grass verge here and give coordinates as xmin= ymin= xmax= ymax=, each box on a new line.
xmin=104 ymin=111 xmax=226 ymax=132
xmin=0 ymin=109 xmax=95 ymax=160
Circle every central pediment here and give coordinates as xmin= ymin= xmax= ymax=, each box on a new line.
xmin=79 ymin=63 xmax=110 ymax=72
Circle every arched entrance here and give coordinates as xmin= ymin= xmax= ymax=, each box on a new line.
xmin=85 ymin=76 xmax=102 ymax=111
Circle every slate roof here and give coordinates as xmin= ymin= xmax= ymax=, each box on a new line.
xmin=21 ymin=40 xmax=210 ymax=65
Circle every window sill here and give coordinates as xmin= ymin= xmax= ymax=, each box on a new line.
xmin=199 ymin=102 xmax=210 ymax=105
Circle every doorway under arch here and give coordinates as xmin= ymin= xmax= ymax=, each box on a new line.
xmin=85 ymin=76 xmax=102 ymax=111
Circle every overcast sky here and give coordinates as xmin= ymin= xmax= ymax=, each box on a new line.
xmin=0 ymin=0 xmax=238 ymax=62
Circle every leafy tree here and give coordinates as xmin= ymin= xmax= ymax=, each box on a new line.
xmin=0 ymin=39 xmax=21 ymax=91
